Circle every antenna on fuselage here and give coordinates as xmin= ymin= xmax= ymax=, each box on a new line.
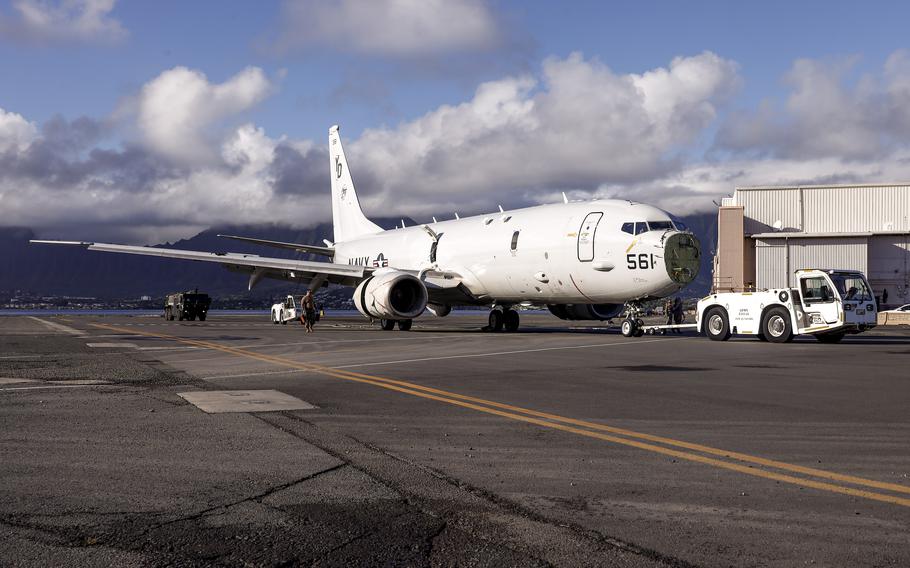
xmin=454 ymin=212 xmax=460 ymax=220
xmin=432 ymin=216 xmax=438 ymax=223
xmin=401 ymin=218 xmax=406 ymax=228
xmin=498 ymin=205 xmax=504 ymax=213
xmin=562 ymin=191 xmax=569 ymax=204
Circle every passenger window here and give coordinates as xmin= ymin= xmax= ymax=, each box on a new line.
xmin=510 ymin=230 xmax=520 ymax=252
xmin=621 ymin=222 xmax=634 ymax=234
xmin=801 ymin=277 xmax=834 ymax=303
xmin=634 ymin=222 xmax=648 ymax=235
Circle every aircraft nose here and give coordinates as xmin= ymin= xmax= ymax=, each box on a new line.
xmin=663 ymin=232 xmax=700 ymax=285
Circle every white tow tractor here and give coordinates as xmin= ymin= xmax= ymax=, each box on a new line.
xmin=271 ymin=295 xmax=301 ymax=325
xmin=696 ymin=269 xmax=877 ymax=343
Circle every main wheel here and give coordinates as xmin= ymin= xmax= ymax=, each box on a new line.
xmin=397 ymin=319 xmax=413 ymax=331
xmin=272 ymin=311 xmax=279 ymax=324
xmin=704 ymin=307 xmax=731 ymax=341
xmin=178 ymin=312 xmax=184 ymax=321
xmin=633 ymin=318 xmax=645 ymax=337
xmin=488 ymin=310 xmax=503 ymax=332
xmin=164 ymin=307 xmax=171 ymax=321
xmin=761 ymin=307 xmax=792 ymax=343
xmin=503 ymin=309 xmax=520 ymax=332
xmin=621 ymin=318 xmax=636 ymax=337
xmin=380 ymin=318 xmax=396 ymax=331
xmin=281 ymin=310 xmax=288 ymax=325
xmin=815 ymin=331 xmax=845 ymax=343
xmin=198 ymin=314 xmax=206 ymax=322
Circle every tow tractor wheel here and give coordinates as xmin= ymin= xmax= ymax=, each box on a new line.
xmin=380 ymin=318 xmax=397 ymax=331
xmin=621 ymin=318 xmax=636 ymax=337
xmin=762 ymin=307 xmax=792 ymax=343
xmin=633 ymin=318 xmax=645 ymax=337
xmin=704 ymin=307 xmax=731 ymax=341
xmin=815 ymin=331 xmax=845 ymax=343
xmin=281 ymin=310 xmax=288 ymax=325
xmin=398 ymin=319 xmax=413 ymax=331
xmin=272 ymin=311 xmax=280 ymax=324
xmin=503 ymin=309 xmax=520 ymax=332
xmin=198 ymin=314 xmax=206 ymax=322
xmin=488 ymin=310 xmax=504 ymax=332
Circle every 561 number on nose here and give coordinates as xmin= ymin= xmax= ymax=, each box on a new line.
xmin=627 ymin=253 xmax=657 ymax=270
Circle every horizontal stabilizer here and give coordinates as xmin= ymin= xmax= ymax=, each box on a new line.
xmin=217 ymin=234 xmax=334 ymax=258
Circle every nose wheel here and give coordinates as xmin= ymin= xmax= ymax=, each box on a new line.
xmin=621 ymin=318 xmax=644 ymax=337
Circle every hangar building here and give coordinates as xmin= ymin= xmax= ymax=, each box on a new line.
xmin=713 ymin=183 xmax=910 ymax=308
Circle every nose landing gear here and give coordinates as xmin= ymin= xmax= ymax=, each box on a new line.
xmin=621 ymin=302 xmax=645 ymax=337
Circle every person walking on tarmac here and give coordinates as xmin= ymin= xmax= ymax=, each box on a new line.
xmin=664 ymin=298 xmax=674 ymax=326
xmin=301 ymin=290 xmax=316 ymax=333
xmin=671 ymin=297 xmax=685 ymax=333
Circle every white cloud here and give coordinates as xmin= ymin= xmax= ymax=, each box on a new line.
xmin=349 ymin=51 xmax=739 ymax=215
xmin=717 ymin=51 xmax=910 ymax=160
xmin=271 ymin=0 xmax=500 ymax=56
xmin=9 ymin=51 xmax=910 ymax=244
xmin=0 ymin=107 xmax=38 ymax=153
xmin=135 ymin=66 xmax=274 ymax=164
xmin=0 ymin=0 xmax=127 ymax=44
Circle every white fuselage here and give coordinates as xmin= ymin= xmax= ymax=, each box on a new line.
xmin=333 ymin=200 xmax=698 ymax=306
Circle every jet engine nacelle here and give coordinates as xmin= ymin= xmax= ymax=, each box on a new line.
xmin=427 ymin=303 xmax=451 ymax=317
xmin=547 ymin=303 xmax=624 ymax=321
xmin=354 ymin=270 xmax=428 ymax=320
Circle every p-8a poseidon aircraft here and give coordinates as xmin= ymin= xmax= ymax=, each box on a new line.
xmin=33 ymin=125 xmax=701 ymax=335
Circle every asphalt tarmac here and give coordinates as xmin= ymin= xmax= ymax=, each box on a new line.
xmin=1 ymin=313 xmax=908 ymax=567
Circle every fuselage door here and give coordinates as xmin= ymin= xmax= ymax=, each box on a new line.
xmin=577 ymin=212 xmax=603 ymax=262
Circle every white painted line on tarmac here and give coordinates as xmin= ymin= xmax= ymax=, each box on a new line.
xmin=0 ymin=355 xmax=46 ymax=360
xmin=138 ymin=334 xmax=454 ymax=353
xmin=86 ymin=342 xmax=138 ymax=348
xmin=0 ymin=384 xmax=117 ymax=391
xmin=0 ymin=378 xmax=34 ymax=385
xmin=27 ymin=316 xmax=84 ymax=336
xmin=332 ymin=337 xmax=691 ymax=370
xmin=199 ymin=336 xmax=690 ymax=379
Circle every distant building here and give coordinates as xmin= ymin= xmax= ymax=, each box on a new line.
xmin=714 ymin=183 xmax=910 ymax=307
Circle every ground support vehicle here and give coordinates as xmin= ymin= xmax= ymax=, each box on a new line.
xmin=271 ymin=295 xmax=301 ymax=325
xmin=695 ymin=269 xmax=876 ymax=343
xmin=164 ymin=290 xmax=211 ymax=321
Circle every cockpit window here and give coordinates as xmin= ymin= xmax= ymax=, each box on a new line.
xmin=621 ymin=222 xmax=634 ymax=234
xmin=671 ymin=217 xmax=688 ymax=231
xmin=648 ymin=221 xmax=674 ymax=231
xmin=634 ymin=222 xmax=648 ymax=235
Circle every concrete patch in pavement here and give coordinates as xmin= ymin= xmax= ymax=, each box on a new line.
xmin=178 ymin=389 xmax=317 ymax=413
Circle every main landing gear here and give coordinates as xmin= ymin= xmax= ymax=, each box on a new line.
xmin=485 ymin=307 xmax=520 ymax=332
xmin=379 ymin=318 xmax=412 ymax=331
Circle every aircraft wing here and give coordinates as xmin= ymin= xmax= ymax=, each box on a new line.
xmin=30 ymin=240 xmax=365 ymax=289
xmin=216 ymin=234 xmax=335 ymax=258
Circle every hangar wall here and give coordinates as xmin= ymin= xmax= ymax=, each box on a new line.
xmin=715 ymin=184 xmax=910 ymax=306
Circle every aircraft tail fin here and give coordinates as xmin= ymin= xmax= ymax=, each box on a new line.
xmin=329 ymin=125 xmax=382 ymax=243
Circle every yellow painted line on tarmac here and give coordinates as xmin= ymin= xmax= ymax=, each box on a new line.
xmin=91 ymin=323 xmax=910 ymax=508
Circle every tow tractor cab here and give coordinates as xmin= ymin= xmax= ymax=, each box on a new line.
xmin=271 ymin=295 xmax=300 ymax=325
xmin=697 ymin=269 xmax=877 ymax=343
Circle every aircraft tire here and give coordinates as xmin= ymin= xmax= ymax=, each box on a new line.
xmin=398 ymin=319 xmax=413 ymax=331
xmin=503 ymin=309 xmax=519 ymax=332
xmin=704 ymin=307 xmax=731 ymax=341
xmin=281 ymin=310 xmax=288 ymax=325
xmin=761 ymin=307 xmax=792 ymax=343
xmin=272 ymin=311 xmax=279 ymax=324
xmin=380 ymin=319 xmax=397 ymax=331
xmin=165 ymin=307 xmax=171 ymax=321
xmin=621 ymin=318 xmax=636 ymax=337
xmin=488 ymin=310 xmax=504 ymax=332
xmin=198 ymin=314 xmax=206 ymax=322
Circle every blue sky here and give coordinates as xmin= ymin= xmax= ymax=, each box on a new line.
xmin=2 ymin=0 xmax=910 ymax=242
